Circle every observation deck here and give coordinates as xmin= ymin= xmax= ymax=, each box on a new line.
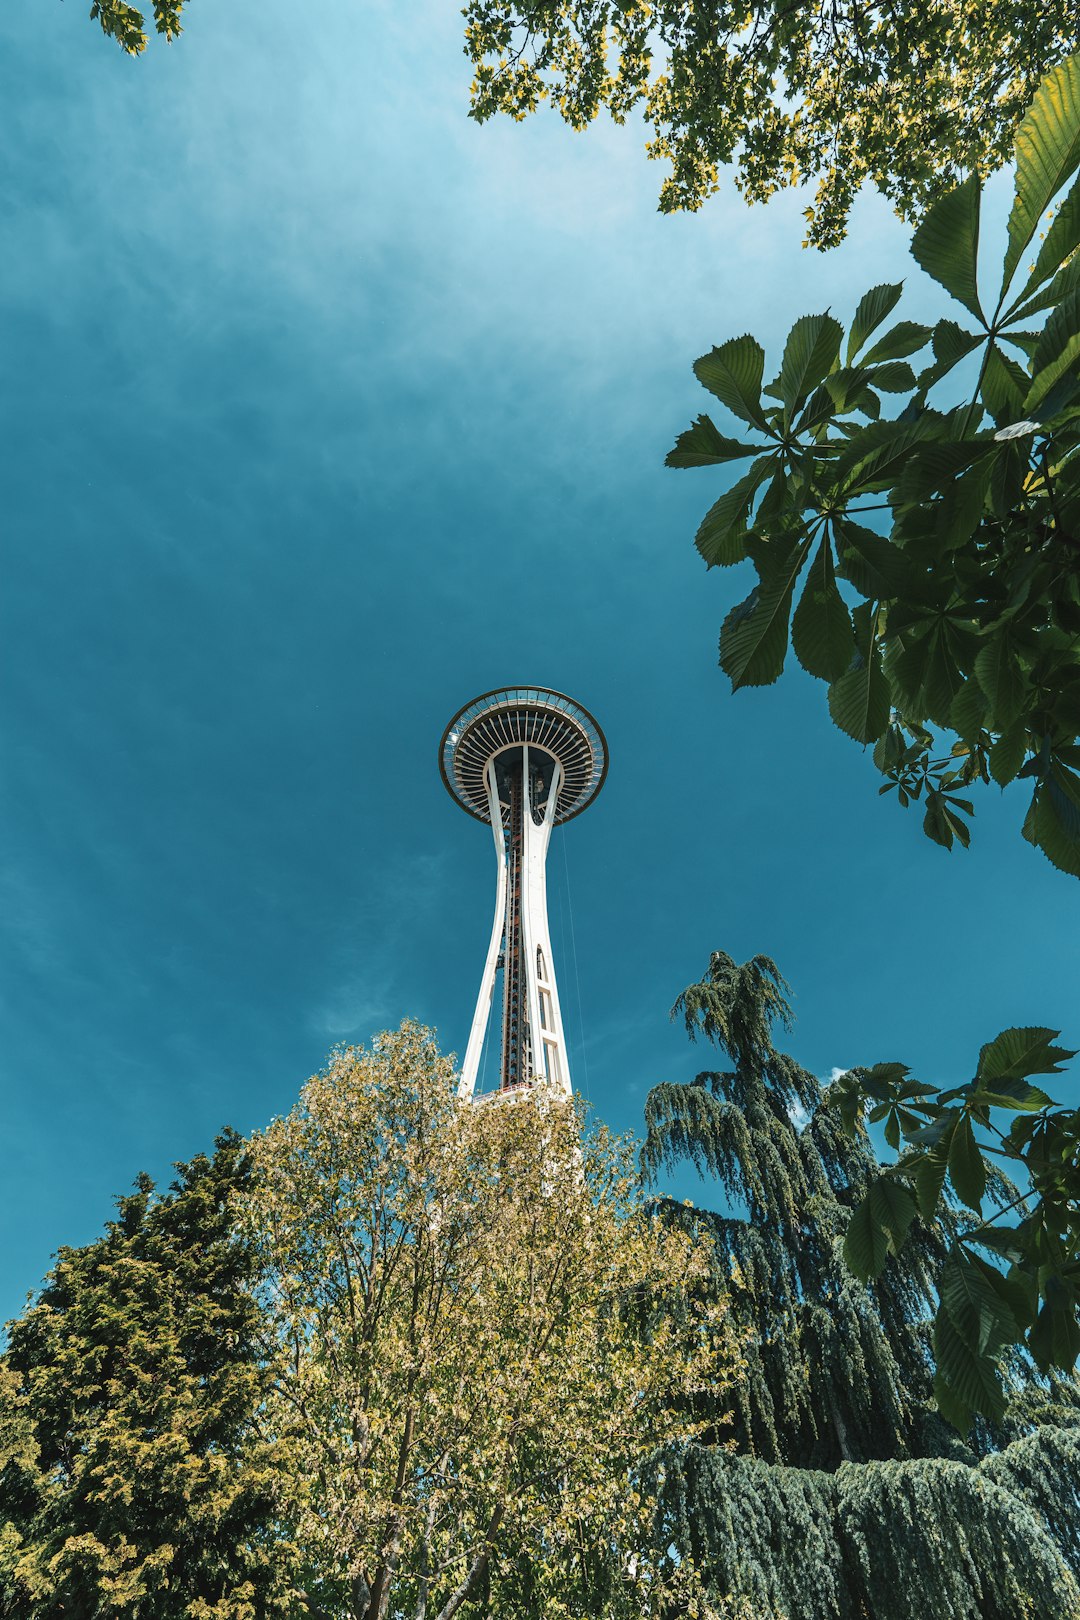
xmin=439 ymin=687 xmax=608 ymax=826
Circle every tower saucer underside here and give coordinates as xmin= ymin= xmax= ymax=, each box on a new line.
xmin=440 ymin=687 xmax=607 ymax=826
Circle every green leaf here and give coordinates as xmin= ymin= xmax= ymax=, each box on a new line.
xmin=869 ymin=361 xmax=917 ymax=393
xmin=846 ymin=284 xmax=903 ymax=362
xmin=980 ymin=343 xmax=1029 ymax=426
xmin=989 ymin=725 xmax=1027 ymax=788
xmin=970 ymin=1076 xmax=1052 ymax=1111
xmin=948 ymin=1116 xmax=986 ymax=1212
xmin=718 ymin=537 xmax=811 ymax=689
xmin=778 ymin=313 xmax=844 ymax=421
xmin=911 ymin=174 xmax=985 ymax=324
xmin=921 ymin=622 xmax=967 ymax=727
xmin=861 ymin=319 xmax=932 ymax=366
xmin=917 ymin=321 xmax=983 ymax=389
xmin=833 ymin=519 xmax=910 ymax=600
xmin=694 ymin=459 xmax=774 ymax=566
xmin=1029 ymin=1275 xmax=1080 ymax=1372
xmin=974 ymin=634 xmax=1026 ymax=730
xmin=833 ymin=416 xmax=943 ymax=497
xmin=914 ymin=1150 xmax=949 ymax=1221
xmin=977 ymin=1025 xmax=1074 ymax=1084
xmin=828 ymin=604 xmax=890 ymax=743
xmin=694 ymin=337 xmax=768 ymax=430
xmin=934 ymin=1248 xmax=1018 ymax=1426
xmin=844 ymin=1177 xmax=917 ymax=1280
xmin=1020 ymin=174 xmax=1080 ymax=303
xmin=1002 ymin=51 xmax=1080 ymax=297
xmin=791 ymin=537 xmax=853 ymax=681
xmin=1031 ymin=763 xmax=1080 ymax=877
xmin=950 ymin=678 xmax=988 ymax=740
xmin=1025 ymin=287 xmax=1080 ymax=411
xmin=666 ymin=415 xmax=761 ymax=469
xmin=933 ymin=1369 xmax=972 ymax=1434
xmin=923 ymin=790 xmax=971 ymax=850
xmin=1008 ymin=252 xmax=1080 ymax=324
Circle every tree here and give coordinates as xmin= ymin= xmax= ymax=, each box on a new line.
xmin=241 ymin=1020 xmax=738 ymax=1620
xmin=464 ymin=1 xmax=1077 ymax=248
xmin=0 ymin=1131 xmax=291 ymax=1619
xmin=832 ymin=1026 xmax=1080 ymax=1434
xmin=668 ymin=50 xmax=1080 ymax=873
xmin=644 ymin=950 xmax=1080 ymax=1619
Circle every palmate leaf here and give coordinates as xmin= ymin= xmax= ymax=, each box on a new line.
xmin=1025 ymin=286 xmax=1080 ymax=411
xmin=974 ymin=633 xmax=1026 ymax=731
xmin=719 ymin=537 xmax=811 ymax=689
xmin=947 ymin=1116 xmax=986 ymax=1212
xmin=1002 ymin=50 xmax=1080 ymax=297
xmin=933 ymin=1250 xmax=1016 ymax=1426
xmin=846 ymin=283 xmax=903 ymax=361
xmin=828 ymin=603 xmax=890 ymax=743
xmin=861 ymin=319 xmax=933 ymax=365
xmin=832 ymin=415 xmax=943 ymax=498
xmin=693 ymin=336 xmax=768 ymax=430
xmin=666 ymin=415 xmax=761 ymax=468
xmin=1010 ymin=177 xmax=1080 ymax=312
xmin=980 ymin=343 xmax=1029 ymax=426
xmin=833 ymin=518 xmax=910 ymax=600
xmin=989 ymin=724 xmax=1027 ymax=788
xmin=778 ymin=313 xmax=844 ymax=420
xmin=921 ymin=621 xmax=968 ymax=727
xmin=1029 ymin=1275 xmax=1080 ymax=1372
xmin=843 ymin=1177 xmax=917 ymax=1280
xmin=1009 ymin=251 xmax=1080 ymax=324
xmin=950 ymin=678 xmax=987 ymax=740
xmin=914 ymin=1150 xmax=949 ymax=1221
xmin=911 ymin=173 xmax=985 ymax=325
xmin=1030 ymin=762 xmax=1080 ymax=876
xmin=791 ymin=537 xmax=853 ymax=680
xmin=976 ymin=1025 xmax=1075 ymax=1084
xmin=694 ymin=458 xmax=774 ymax=566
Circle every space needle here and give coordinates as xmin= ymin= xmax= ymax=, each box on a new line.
xmin=440 ymin=688 xmax=607 ymax=1099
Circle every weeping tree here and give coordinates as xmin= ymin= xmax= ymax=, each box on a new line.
xmin=644 ymin=950 xmax=1080 ymax=1620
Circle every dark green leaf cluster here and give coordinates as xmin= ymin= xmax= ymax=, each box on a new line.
xmin=834 ymin=1026 xmax=1080 ymax=1435
xmin=463 ymin=1 xmax=1076 ymax=248
xmin=0 ymin=1132 xmax=294 ymax=1619
xmin=669 ymin=52 xmax=1080 ymax=874
xmin=645 ymin=951 xmax=1080 ymax=1618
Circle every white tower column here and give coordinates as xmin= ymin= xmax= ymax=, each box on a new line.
xmin=440 ymin=688 xmax=607 ymax=1102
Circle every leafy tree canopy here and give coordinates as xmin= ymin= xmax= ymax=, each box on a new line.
xmin=669 ymin=50 xmax=1080 ymax=873
xmin=88 ymin=0 xmax=185 ymax=54
xmin=242 ymin=1020 xmax=739 ymax=1620
xmin=645 ymin=950 xmax=1080 ymax=1620
xmin=464 ymin=1 xmax=1076 ymax=247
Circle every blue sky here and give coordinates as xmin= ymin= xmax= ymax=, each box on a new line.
xmin=3 ymin=0 xmax=1079 ymax=1319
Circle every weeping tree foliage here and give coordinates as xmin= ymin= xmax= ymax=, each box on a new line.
xmin=668 ymin=51 xmax=1080 ymax=872
xmin=644 ymin=950 xmax=1080 ymax=1620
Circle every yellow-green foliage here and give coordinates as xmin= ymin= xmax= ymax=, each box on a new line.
xmin=244 ymin=1020 xmax=741 ymax=1620
xmin=464 ymin=0 xmax=1076 ymax=247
